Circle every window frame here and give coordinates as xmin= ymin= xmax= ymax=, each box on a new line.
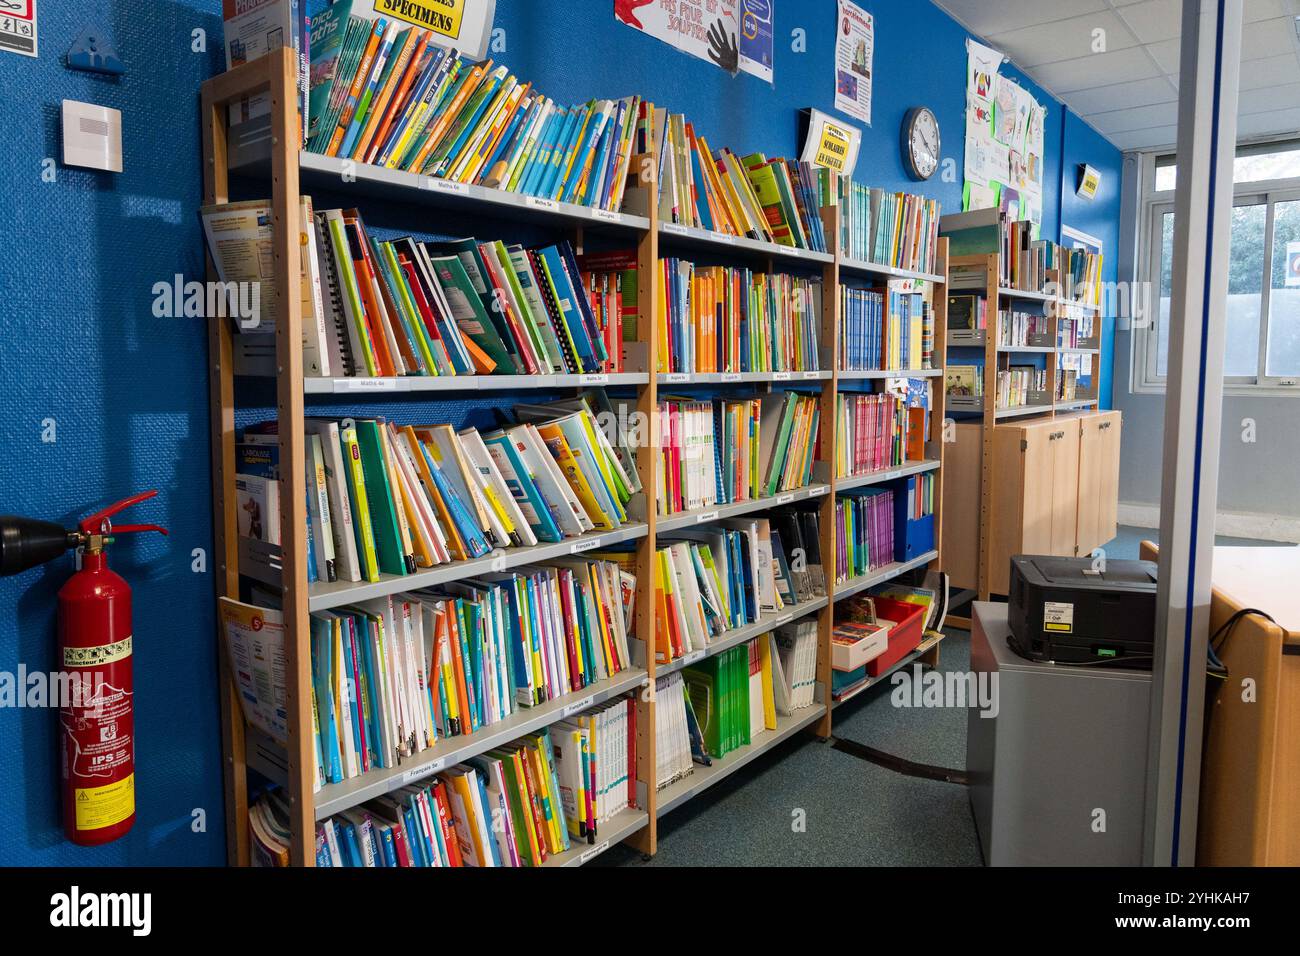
xmin=1133 ymin=148 xmax=1300 ymax=396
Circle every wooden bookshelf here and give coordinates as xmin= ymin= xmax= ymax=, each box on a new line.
xmin=203 ymin=48 xmax=949 ymax=866
xmin=941 ymin=243 xmax=1110 ymax=605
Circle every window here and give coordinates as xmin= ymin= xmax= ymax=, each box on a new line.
xmin=1136 ymin=142 xmax=1300 ymax=392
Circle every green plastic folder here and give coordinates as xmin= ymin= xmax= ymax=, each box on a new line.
xmin=353 ymin=420 xmax=407 ymax=577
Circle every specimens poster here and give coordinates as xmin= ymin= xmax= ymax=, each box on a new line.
xmin=616 ymin=0 xmax=774 ymax=81
xmin=834 ymin=0 xmax=873 ymax=125
xmin=964 ymin=38 xmax=1046 ymax=223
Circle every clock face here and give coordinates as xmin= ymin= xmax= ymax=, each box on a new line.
xmin=906 ymin=108 xmax=940 ymax=180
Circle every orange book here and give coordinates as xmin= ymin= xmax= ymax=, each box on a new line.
xmin=444 ymin=604 xmax=475 ymax=733
xmin=360 ymin=31 xmax=430 ymax=164
xmin=410 ymin=60 xmax=491 ymax=174
xmin=342 ymin=213 xmax=396 ymax=375
xmin=401 ymin=426 xmax=468 ymax=560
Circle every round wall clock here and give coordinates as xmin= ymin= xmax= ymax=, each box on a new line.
xmin=902 ymin=107 xmax=941 ymax=181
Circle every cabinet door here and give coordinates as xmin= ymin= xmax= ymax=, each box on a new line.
xmin=1098 ymin=412 xmax=1122 ymax=544
xmin=1016 ymin=423 xmax=1055 ymax=556
xmin=1075 ymin=416 xmax=1106 ymax=555
xmin=1049 ymin=418 xmax=1080 ymax=556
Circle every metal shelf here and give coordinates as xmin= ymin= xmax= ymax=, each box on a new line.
xmin=656 ymin=485 xmax=831 ymax=534
xmin=656 ymin=595 xmax=828 ymax=679
xmin=832 ymin=631 xmax=946 ymax=706
xmin=1056 ymin=398 xmax=1100 ymax=411
xmin=840 ymin=257 xmax=945 ymax=284
xmin=837 ymin=368 xmax=942 ymax=381
xmin=658 ymin=370 xmax=829 ymax=385
xmin=994 ymin=404 xmax=1055 ymax=420
xmin=312 ymin=667 xmax=650 ymax=820
xmin=658 ymin=221 xmax=833 ymax=266
xmin=997 ymin=345 xmax=1055 ymax=354
xmin=298 ymin=152 xmax=650 ymax=233
xmin=655 ymin=697 xmax=828 ymax=818
xmin=833 ymin=550 xmax=939 ymax=604
xmin=835 ymin=459 xmax=941 ymax=493
xmin=997 ymin=287 xmax=1055 ymax=304
xmin=308 ymin=524 xmax=648 ymax=612
xmin=539 ymin=807 xmax=651 ymax=867
xmin=304 ymin=373 xmax=649 ymax=394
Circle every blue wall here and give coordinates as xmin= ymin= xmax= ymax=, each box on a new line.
xmin=0 ymin=0 xmax=1121 ymax=865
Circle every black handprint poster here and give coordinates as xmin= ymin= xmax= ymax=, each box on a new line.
xmin=616 ymin=0 xmax=772 ymax=81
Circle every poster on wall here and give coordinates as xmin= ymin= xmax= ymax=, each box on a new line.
xmin=800 ymin=108 xmax=861 ymax=174
xmin=616 ymin=0 xmax=773 ymax=80
xmin=0 ymin=0 xmax=38 ymax=58
xmin=351 ymin=0 xmax=498 ymax=59
xmin=964 ymin=38 xmax=1045 ymax=225
xmin=833 ymin=0 xmax=873 ymax=125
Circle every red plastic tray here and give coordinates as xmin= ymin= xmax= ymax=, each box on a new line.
xmin=864 ymin=596 xmax=927 ymax=677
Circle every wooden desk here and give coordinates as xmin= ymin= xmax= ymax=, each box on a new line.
xmin=1141 ymin=541 xmax=1300 ymax=866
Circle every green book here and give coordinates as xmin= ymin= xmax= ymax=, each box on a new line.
xmin=352 ymin=420 xmax=407 ymax=577
xmin=428 ymin=253 xmax=520 ymax=373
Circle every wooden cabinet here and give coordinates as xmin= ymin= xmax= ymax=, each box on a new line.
xmin=942 ymin=410 xmax=1122 ymax=596
xmin=1075 ymin=411 xmax=1121 ymax=556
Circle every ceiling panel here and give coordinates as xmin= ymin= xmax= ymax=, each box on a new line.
xmin=986 ymin=11 xmax=1140 ymax=69
xmin=1032 ymin=45 xmax=1162 ymax=93
xmin=1115 ymin=0 xmax=1183 ymax=44
xmin=1070 ymin=75 xmax=1179 ymax=114
xmin=1087 ymin=102 xmax=1180 ymax=135
xmin=930 ymin=0 xmax=1111 ymax=38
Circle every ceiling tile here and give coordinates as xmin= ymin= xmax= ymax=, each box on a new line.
xmin=1114 ymin=0 xmax=1183 ymax=44
xmin=1108 ymin=126 xmax=1179 ymax=151
xmin=1239 ymin=82 xmax=1300 ymax=114
xmin=1240 ymin=53 xmax=1300 ymax=90
xmin=933 ymin=0 xmax=1111 ymax=38
xmin=987 ymin=11 xmax=1140 ymax=68
xmin=1245 ymin=0 xmax=1290 ymax=23
xmin=1031 ymin=45 xmax=1161 ymax=92
xmin=1236 ymin=107 xmax=1300 ymax=137
xmin=1087 ymin=102 xmax=1180 ymax=134
xmin=1240 ymin=17 xmax=1300 ymax=59
xmin=1067 ymin=75 xmax=1178 ymax=114
xmin=1147 ymin=37 xmax=1180 ymax=73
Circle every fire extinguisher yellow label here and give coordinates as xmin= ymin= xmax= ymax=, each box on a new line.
xmin=64 ymin=635 xmax=132 ymax=668
xmin=74 ymin=772 xmax=135 ymax=831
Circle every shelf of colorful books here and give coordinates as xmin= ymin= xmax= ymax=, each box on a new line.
xmin=832 ymin=550 xmax=940 ymax=605
xmin=836 ymin=367 xmax=942 ymax=381
xmin=539 ymin=807 xmax=652 ymax=867
xmin=297 ymin=152 xmax=652 ymax=234
xmin=839 ymin=257 xmax=945 ymax=285
xmin=658 ymin=221 xmax=833 ymax=267
xmin=311 ymin=665 xmax=651 ymax=821
xmin=304 ymin=522 xmax=649 ymax=613
xmin=835 ymin=459 xmax=941 ymax=494
xmin=657 ymin=370 xmax=830 ymax=386
xmin=654 ymin=695 xmax=828 ymax=818
xmin=303 ymin=372 xmax=650 ymax=394
xmin=655 ymin=594 xmax=830 ymax=680
xmin=831 ymin=630 xmax=947 ymax=706
xmin=655 ymin=483 xmax=832 ymax=535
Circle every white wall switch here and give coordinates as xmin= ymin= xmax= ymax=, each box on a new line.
xmin=62 ymin=100 xmax=122 ymax=173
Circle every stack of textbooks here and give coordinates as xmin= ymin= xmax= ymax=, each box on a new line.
xmin=1058 ymin=313 xmax=1096 ymax=348
xmin=289 ymin=398 xmax=637 ymax=587
xmin=770 ymin=508 xmax=826 ymax=601
xmin=656 ymin=392 xmax=820 ymax=517
xmin=945 ymin=365 xmax=983 ymax=399
xmin=1000 ymin=220 xmax=1058 ymax=293
xmin=1058 ymin=352 xmax=1093 ymax=400
xmin=648 ymin=107 xmax=830 ymax=249
xmin=306 ymin=8 xmax=641 ymax=213
xmin=655 ymin=671 xmax=701 ymax=790
xmin=653 ymin=517 xmax=793 ymax=664
xmin=249 ymin=789 xmax=292 ymax=867
xmin=839 ymin=287 xmax=931 ymax=371
xmin=680 ymin=639 xmax=778 ymax=759
xmin=835 ymin=488 xmax=896 ymax=582
xmin=304 ymin=206 xmax=620 ymax=377
xmin=998 ymin=308 xmax=1050 ymax=348
xmin=657 ymin=261 xmax=822 ymax=374
xmin=1061 ymin=247 xmax=1103 ymax=305
xmin=772 ymin=619 xmax=820 ymax=712
xmin=312 ymin=700 xmax=636 ymax=866
xmin=838 ymin=178 xmax=942 ymax=274
xmin=309 ymin=559 xmax=635 ymax=788
xmin=997 ymin=366 xmax=1047 ymax=408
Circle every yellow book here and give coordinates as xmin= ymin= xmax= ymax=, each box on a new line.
xmin=445 ymin=769 xmax=492 ymax=866
xmin=340 ymin=424 xmax=380 ymax=582
xmin=525 ymin=740 xmax=563 ymax=854
xmin=587 ymin=564 xmax=615 ymax=678
xmin=758 ymin=633 xmax=777 ymax=730
xmin=377 ymin=423 xmax=418 ymax=569
xmin=537 ymin=422 xmax=614 ymax=531
xmin=656 ymin=260 xmax=671 ymax=373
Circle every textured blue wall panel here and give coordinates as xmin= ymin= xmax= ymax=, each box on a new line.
xmin=0 ymin=0 xmax=1121 ymax=865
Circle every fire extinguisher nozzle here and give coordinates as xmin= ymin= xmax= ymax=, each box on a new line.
xmin=0 ymin=516 xmax=78 ymax=577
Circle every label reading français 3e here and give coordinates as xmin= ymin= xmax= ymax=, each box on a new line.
xmin=1043 ymin=601 xmax=1074 ymax=633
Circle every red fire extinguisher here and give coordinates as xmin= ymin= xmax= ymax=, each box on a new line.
xmin=0 ymin=490 xmax=166 ymax=846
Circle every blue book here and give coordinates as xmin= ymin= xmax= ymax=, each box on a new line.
xmin=419 ymin=446 xmax=491 ymax=558
xmin=400 ymin=801 xmax=427 ymax=867
xmin=431 ymin=70 xmax=505 ymax=179
xmin=482 ymin=432 xmax=563 ymax=543
xmin=536 ymin=107 xmax=582 ymax=199
xmin=521 ymin=108 xmax=565 ymax=196
xmin=474 ymin=771 xmax=505 ymax=866
xmin=535 ymin=245 xmax=597 ymax=371
xmin=340 ymin=618 xmax=363 ymax=763
xmin=353 ymin=613 xmax=383 ymax=769
xmin=339 ymin=21 xmax=398 ymax=158
xmin=310 ymin=616 xmax=343 ymax=784
xmin=483 ymin=93 xmax=537 ymax=187
xmin=374 ymin=46 xmax=446 ymax=168
xmin=559 ymin=105 xmax=605 ymax=205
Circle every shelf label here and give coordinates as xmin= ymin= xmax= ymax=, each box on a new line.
xmin=579 ymin=373 xmax=609 ymax=385
xmin=802 ymin=370 xmax=821 ymax=380
xmin=790 ymin=248 xmax=804 ymax=258
xmin=665 ymin=372 xmax=689 ymax=383
xmin=402 ymin=758 xmax=445 ymax=784
xmin=591 ymin=209 xmax=621 ymax=223
xmin=571 ymin=537 xmax=602 ymax=554
xmin=810 ymin=486 xmax=829 ymax=497
xmin=776 ymin=493 xmax=795 ymax=505
xmin=346 ymin=378 xmax=399 ymax=391
xmin=772 ymin=371 xmax=792 ymax=381
xmin=696 ymin=510 xmax=719 ymax=524
xmin=527 ymin=196 xmax=558 ymax=210
xmin=663 ymin=223 xmax=688 ymax=236
xmin=580 ymin=840 xmax=611 ymax=863
xmin=773 ymin=613 xmax=794 ymax=629
xmin=428 ymin=178 xmax=468 ymax=194
xmin=721 ymin=372 xmax=742 ymax=383
xmin=563 ymin=695 xmax=596 ymax=717
xmin=717 ymin=232 xmax=736 ymax=244
xmin=682 ymin=650 xmax=706 ymax=665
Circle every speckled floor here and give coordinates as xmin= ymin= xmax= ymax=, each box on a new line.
xmin=596 ymin=526 xmax=1285 ymax=866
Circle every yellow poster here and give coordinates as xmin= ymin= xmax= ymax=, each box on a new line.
xmin=352 ymin=0 xmax=497 ymax=59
